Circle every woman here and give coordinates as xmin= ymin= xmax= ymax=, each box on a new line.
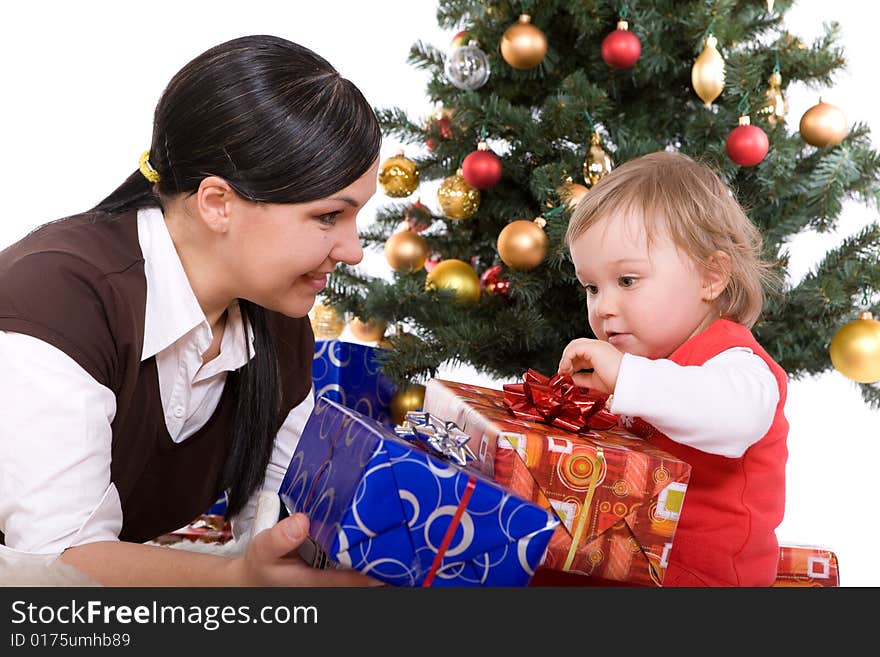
xmin=0 ymin=35 xmax=382 ymax=585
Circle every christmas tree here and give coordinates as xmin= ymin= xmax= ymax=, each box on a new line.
xmin=321 ymin=0 xmax=880 ymax=408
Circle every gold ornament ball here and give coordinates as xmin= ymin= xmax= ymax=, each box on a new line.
xmin=497 ymin=219 xmax=548 ymax=271
xmin=384 ymin=230 xmax=429 ymax=272
xmin=310 ymin=303 xmax=345 ymax=339
xmin=425 ymin=258 xmax=481 ymax=304
xmin=501 ymin=14 xmax=547 ymax=70
xmin=691 ymin=35 xmax=725 ymax=107
xmin=558 ymin=179 xmax=589 ymax=211
xmin=349 ymin=316 xmax=387 ymax=343
xmin=799 ymin=99 xmax=848 ymax=148
xmin=829 ymin=311 xmax=880 ymax=383
xmin=390 ymin=384 xmax=427 ymax=426
xmin=437 ymin=169 xmax=480 ymax=220
xmin=378 ymin=150 xmax=420 ymax=198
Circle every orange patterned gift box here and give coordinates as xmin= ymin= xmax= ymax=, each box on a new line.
xmin=423 ymin=377 xmax=691 ymax=587
xmin=772 ymin=544 xmax=840 ymax=587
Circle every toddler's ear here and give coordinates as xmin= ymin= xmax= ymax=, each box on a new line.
xmin=702 ymin=250 xmax=732 ymax=302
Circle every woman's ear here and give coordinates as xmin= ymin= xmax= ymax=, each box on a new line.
xmin=702 ymin=250 xmax=732 ymax=302
xmin=195 ymin=176 xmax=235 ymax=234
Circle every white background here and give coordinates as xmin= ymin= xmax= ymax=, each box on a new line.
xmin=1 ymin=1 xmax=878 ymax=586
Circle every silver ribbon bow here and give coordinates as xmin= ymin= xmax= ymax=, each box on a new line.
xmin=394 ymin=410 xmax=477 ymax=467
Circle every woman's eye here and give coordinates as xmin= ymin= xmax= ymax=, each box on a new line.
xmin=585 ymin=284 xmax=598 ymax=295
xmin=316 ymin=212 xmax=340 ymax=226
xmin=619 ymin=276 xmax=637 ymax=288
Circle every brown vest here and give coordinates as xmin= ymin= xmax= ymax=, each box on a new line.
xmin=0 ymin=209 xmax=314 ymax=544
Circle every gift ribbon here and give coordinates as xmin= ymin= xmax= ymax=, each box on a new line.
xmin=563 ymin=446 xmax=604 ymax=571
xmin=422 ymin=476 xmax=477 ymax=587
xmin=502 ymin=369 xmax=618 ymax=432
xmin=395 ymin=411 xmax=477 ymax=466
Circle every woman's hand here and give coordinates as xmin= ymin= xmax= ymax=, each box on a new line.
xmin=232 ymin=513 xmax=383 ymax=586
xmin=557 ymin=338 xmax=623 ymax=394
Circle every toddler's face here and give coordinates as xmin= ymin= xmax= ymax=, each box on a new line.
xmin=569 ymin=211 xmax=716 ymax=359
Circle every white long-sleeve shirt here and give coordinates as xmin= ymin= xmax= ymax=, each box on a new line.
xmin=0 ymin=207 xmax=313 ymax=556
xmin=610 ymin=349 xmax=780 ymax=458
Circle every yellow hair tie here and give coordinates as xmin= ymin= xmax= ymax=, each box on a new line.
xmin=138 ymin=150 xmax=161 ymax=184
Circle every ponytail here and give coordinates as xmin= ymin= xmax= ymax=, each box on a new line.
xmin=221 ymin=301 xmax=281 ymax=517
xmin=91 ymin=169 xmax=160 ymax=214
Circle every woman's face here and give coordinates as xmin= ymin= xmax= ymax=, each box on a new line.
xmin=227 ymin=158 xmax=379 ymax=318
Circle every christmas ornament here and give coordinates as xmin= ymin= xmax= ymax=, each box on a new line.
xmin=444 ymin=43 xmax=491 ymax=91
xmin=424 ymin=253 xmax=441 ymax=272
xmin=450 ymin=30 xmax=469 ymax=51
xmin=799 ymin=98 xmax=848 ymax=148
xmin=497 ymin=218 xmax=548 ymax=271
xmin=691 ymin=34 xmax=725 ymax=107
xmin=480 ymin=264 xmax=510 ymax=297
xmin=583 ymin=132 xmax=613 ymax=187
xmin=462 ymin=141 xmax=502 ymax=189
xmin=390 ymin=384 xmax=427 ymax=426
xmin=310 ymin=303 xmax=345 ymax=339
xmin=349 ymin=316 xmax=387 ymax=343
xmin=437 ymin=169 xmax=480 ymax=220
xmin=829 ymin=311 xmax=880 ymax=383
xmin=759 ymin=70 xmax=786 ymax=125
xmin=378 ymin=150 xmax=419 ymax=198
xmin=601 ymin=19 xmax=641 ymax=69
xmin=384 ymin=229 xmax=429 ymax=272
xmin=424 ymin=107 xmax=454 ymax=151
xmin=500 ymin=14 xmax=547 ymax=70
xmin=425 ymin=258 xmax=481 ymax=304
xmin=726 ymin=115 xmax=769 ymax=167
xmin=558 ymin=178 xmax=589 ymax=210
xmin=404 ymin=199 xmax=432 ymax=233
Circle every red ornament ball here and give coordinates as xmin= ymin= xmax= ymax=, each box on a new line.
xmin=425 ymin=109 xmax=454 ymax=152
xmin=424 ymin=254 xmax=442 ymax=273
xmin=461 ymin=143 xmax=502 ymax=190
xmin=480 ymin=264 xmax=510 ymax=297
xmin=404 ymin=200 xmax=432 ymax=233
xmin=726 ymin=121 xmax=769 ymax=167
xmin=601 ymin=21 xmax=641 ymax=69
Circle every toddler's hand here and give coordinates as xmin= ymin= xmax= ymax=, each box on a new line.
xmin=557 ymin=338 xmax=623 ymax=394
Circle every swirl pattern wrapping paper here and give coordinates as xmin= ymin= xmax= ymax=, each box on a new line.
xmin=279 ymin=397 xmax=559 ymax=587
xmin=313 ymin=340 xmax=397 ymax=427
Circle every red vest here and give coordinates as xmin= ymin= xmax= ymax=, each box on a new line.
xmin=634 ymin=319 xmax=788 ymax=586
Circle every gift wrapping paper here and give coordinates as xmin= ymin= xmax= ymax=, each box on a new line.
xmin=151 ymin=514 xmax=233 ymax=546
xmin=423 ymin=377 xmax=691 ymax=586
xmin=279 ymin=396 xmax=559 ymax=587
xmin=149 ymin=492 xmax=231 ymax=545
xmin=313 ymin=340 xmax=396 ymax=427
xmin=772 ymin=544 xmax=840 ymax=587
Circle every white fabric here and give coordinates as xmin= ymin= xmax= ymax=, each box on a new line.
xmin=610 ymin=347 xmax=780 ymax=458
xmin=0 ymin=207 xmax=311 ymax=555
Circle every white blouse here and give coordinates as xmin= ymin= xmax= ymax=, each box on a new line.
xmin=0 ymin=207 xmax=313 ymax=555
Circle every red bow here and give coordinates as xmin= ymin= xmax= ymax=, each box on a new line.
xmin=502 ymin=369 xmax=618 ymax=432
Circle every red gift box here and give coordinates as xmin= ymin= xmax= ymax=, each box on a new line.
xmin=772 ymin=544 xmax=840 ymax=587
xmin=151 ymin=514 xmax=233 ymax=546
xmin=423 ymin=376 xmax=691 ymax=586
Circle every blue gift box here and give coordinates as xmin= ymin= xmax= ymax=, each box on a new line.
xmin=313 ymin=340 xmax=396 ymax=427
xmin=279 ymin=397 xmax=559 ymax=587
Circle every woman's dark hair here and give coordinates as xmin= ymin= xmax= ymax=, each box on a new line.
xmin=92 ymin=35 xmax=382 ymax=517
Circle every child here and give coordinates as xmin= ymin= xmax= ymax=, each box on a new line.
xmin=557 ymin=151 xmax=787 ymax=587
